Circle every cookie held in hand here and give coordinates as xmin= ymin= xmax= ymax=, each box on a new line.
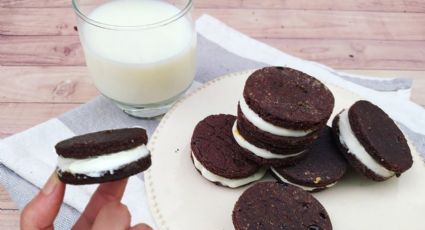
xmin=55 ymin=128 xmax=151 ymax=185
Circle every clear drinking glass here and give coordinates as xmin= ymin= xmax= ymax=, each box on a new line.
xmin=72 ymin=0 xmax=196 ymax=118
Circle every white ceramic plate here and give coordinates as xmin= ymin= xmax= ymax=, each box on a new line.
xmin=145 ymin=70 xmax=425 ymax=230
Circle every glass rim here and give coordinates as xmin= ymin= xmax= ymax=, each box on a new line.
xmin=72 ymin=0 xmax=193 ymax=30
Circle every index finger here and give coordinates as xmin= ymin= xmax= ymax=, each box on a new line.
xmin=72 ymin=179 xmax=128 ymax=230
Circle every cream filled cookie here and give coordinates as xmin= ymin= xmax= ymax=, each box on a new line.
xmin=191 ymin=114 xmax=266 ymax=188
xmin=55 ymin=128 xmax=151 ymax=185
xmin=332 ymin=100 xmax=412 ymax=181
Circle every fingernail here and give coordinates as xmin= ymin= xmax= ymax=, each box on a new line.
xmin=41 ymin=173 xmax=60 ymax=195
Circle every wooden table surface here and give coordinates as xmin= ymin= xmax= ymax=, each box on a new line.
xmin=1 ymin=0 xmax=424 ymax=229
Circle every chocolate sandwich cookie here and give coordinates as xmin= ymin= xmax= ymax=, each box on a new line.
xmin=232 ymin=181 xmax=332 ymax=230
xmin=191 ymin=114 xmax=266 ymax=188
xmin=242 ymin=66 xmax=334 ymax=131
xmin=55 ymin=128 xmax=151 ymax=185
xmin=271 ymin=127 xmax=348 ymax=192
xmin=332 ymin=100 xmax=412 ymax=181
xmin=233 ymin=67 xmax=334 ymax=166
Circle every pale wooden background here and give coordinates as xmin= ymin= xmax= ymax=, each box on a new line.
xmin=1 ymin=0 xmax=425 ymax=229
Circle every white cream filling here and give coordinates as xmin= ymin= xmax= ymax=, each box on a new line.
xmin=57 ymin=144 xmax=150 ymax=177
xmin=338 ymin=110 xmax=395 ymax=178
xmin=239 ymin=97 xmax=312 ymax=137
xmin=232 ymin=122 xmax=305 ymax=159
xmin=270 ymin=167 xmax=337 ymax=192
xmin=192 ymin=152 xmax=267 ymax=188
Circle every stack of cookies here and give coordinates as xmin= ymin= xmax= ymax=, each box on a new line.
xmin=232 ymin=67 xmax=335 ymax=166
xmin=190 ymin=66 xmax=413 ymax=192
xmin=190 ymin=67 xmax=344 ymax=190
xmin=188 ymin=66 xmax=415 ymax=229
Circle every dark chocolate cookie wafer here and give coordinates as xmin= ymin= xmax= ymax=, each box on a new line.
xmin=55 ymin=128 xmax=151 ymax=185
xmin=349 ymin=100 xmax=412 ymax=174
xmin=56 ymin=128 xmax=147 ymax=159
xmin=243 ymin=66 xmax=334 ymax=130
xmin=271 ymin=127 xmax=348 ymax=191
xmin=191 ymin=114 xmax=265 ymax=188
xmin=332 ymin=100 xmax=412 ymax=181
xmin=232 ymin=181 xmax=332 ymax=230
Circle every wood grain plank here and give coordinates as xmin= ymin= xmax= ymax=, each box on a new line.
xmin=0 ymin=209 xmax=19 ymax=230
xmin=0 ymin=103 xmax=80 ymax=138
xmin=0 ymin=66 xmax=425 ymax=105
xmin=242 ymin=0 xmax=425 ymax=13
xmin=0 ymin=67 xmax=424 ymax=106
xmin=205 ymin=9 xmax=425 ymax=41
xmin=0 ymin=186 xmax=17 ymax=210
xmin=0 ymin=0 xmax=98 ymax=8
xmin=0 ymin=66 xmax=97 ymax=103
xmin=2 ymin=0 xmax=425 ymax=13
xmin=262 ymin=38 xmax=425 ymax=71
xmin=2 ymin=36 xmax=425 ymax=71
xmin=0 ymin=0 xmax=242 ymax=8
xmin=1 ymin=8 xmax=425 ymax=41
xmin=0 ymin=8 xmax=76 ymax=35
xmin=0 ymin=185 xmax=18 ymax=230
xmin=0 ymin=36 xmax=84 ymax=66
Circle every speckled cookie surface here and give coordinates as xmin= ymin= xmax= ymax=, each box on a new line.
xmin=55 ymin=128 xmax=148 ymax=159
xmin=243 ymin=67 xmax=334 ymax=130
xmin=191 ymin=114 xmax=260 ymax=179
xmin=348 ymin=100 xmax=412 ymax=174
xmin=272 ymin=127 xmax=348 ymax=188
xmin=232 ymin=181 xmax=332 ymax=230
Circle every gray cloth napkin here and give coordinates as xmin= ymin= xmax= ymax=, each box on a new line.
xmin=0 ymin=33 xmax=419 ymax=229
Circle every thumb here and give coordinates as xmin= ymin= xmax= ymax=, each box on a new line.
xmin=21 ymin=172 xmax=66 ymax=230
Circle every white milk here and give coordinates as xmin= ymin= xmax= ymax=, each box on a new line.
xmin=79 ymin=0 xmax=196 ymax=105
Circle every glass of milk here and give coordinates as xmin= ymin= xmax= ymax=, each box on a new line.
xmin=72 ymin=0 xmax=196 ymax=118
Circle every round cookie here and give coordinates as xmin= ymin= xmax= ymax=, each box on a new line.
xmin=56 ymin=128 xmax=147 ymax=159
xmin=191 ymin=114 xmax=266 ymax=188
xmin=332 ymin=100 xmax=412 ymax=181
xmin=243 ymin=66 xmax=334 ymax=130
xmin=232 ymin=181 xmax=332 ymax=230
xmin=271 ymin=127 xmax=348 ymax=192
xmin=55 ymin=128 xmax=151 ymax=185
xmin=348 ymin=100 xmax=412 ymax=174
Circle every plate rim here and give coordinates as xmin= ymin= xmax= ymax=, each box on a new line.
xmin=145 ymin=70 xmax=254 ymax=230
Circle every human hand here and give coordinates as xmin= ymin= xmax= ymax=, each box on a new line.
xmin=21 ymin=173 xmax=152 ymax=230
